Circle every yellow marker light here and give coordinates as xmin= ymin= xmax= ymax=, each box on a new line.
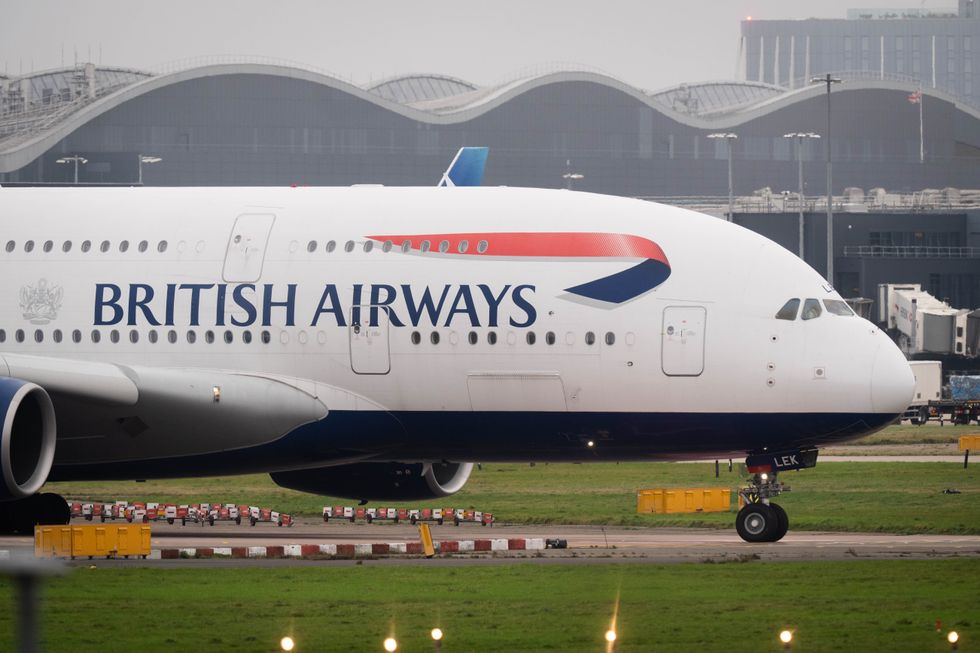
xmin=431 ymin=628 xmax=443 ymax=641
xmin=780 ymin=630 xmax=793 ymax=644
xmin=605 ymin=630 xmax=617 ymax=643
xmin=383 ymin=637 xmax=398 ymax=652
xmin=280 ymin=636 xmax=295 ymax=651
xmin=948 ymin=632 xmax=959 ymax=644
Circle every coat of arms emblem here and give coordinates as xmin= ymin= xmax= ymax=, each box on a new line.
xmin=20 ymin=279 xmax=63 ymax=324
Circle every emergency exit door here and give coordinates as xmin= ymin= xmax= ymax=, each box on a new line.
xmin=223 ymin=213 xmax=275 ymax=283
xmin=349 ymin=306 xmax=391 ymax=375
xmin=662 ymin=306 xmax=706 ymax=376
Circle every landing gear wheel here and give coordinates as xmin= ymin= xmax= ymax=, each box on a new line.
xmin=735 ymin=504 xmax=776 ymax=543
xmin=769 ymin=503 xmax=789 ymax=542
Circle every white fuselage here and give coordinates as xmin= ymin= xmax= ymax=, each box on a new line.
xmin=0 ymin=186 xmax=913 ymax=476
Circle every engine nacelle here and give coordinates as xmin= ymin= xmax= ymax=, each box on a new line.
xmin=0 ymin=378 xmax=56 ymax=500
xmin=271 ymin=461 xmax=474 ymax=501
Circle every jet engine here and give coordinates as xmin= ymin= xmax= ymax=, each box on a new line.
xmin=270 ymin=461 xmax=474 ymax=501
xmin=0 ymin=378 xmax=57 ymax=500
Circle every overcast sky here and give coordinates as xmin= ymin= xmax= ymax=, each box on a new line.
xmin=1 ymin=0 xmax=960 ymax=90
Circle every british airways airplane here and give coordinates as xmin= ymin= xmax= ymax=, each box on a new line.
xmin=0 ymin=186 xmax=913 ymax=542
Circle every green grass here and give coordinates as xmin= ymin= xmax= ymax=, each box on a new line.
xmin=0 ymin=561 xmax=976 ymax=653
xmin=44 ymin=460 xmax=980 ymax=534
xmin=852 ymin=422 xmax=977 ymax=445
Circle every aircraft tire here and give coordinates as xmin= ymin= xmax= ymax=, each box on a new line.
xmin=735 ymin=504 xmax=776 ymax=543
xmin=768 ymin=503 xmax=789 ymax=542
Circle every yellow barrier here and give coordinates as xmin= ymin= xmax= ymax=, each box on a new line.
xmin=35 ymin=524 xmax=151 ymax=559
xmin=418 ymin=523 xmax=435 ymax=558
xmin=637 ymin=488 xmax=733 ymax=514
xmin=959 ymin=435 xmax=980 ymax=451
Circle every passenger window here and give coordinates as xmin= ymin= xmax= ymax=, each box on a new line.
xmin=91 ymin=330 xmax=101 ymax=343
xmin=110 ymin=329 xmax=120 ymax=343
xmin=585 ymin=331 xmax=596 ymax=345
xmin=546 ymin=331 xmax=556 ymax=345
xmin=5 ymin=240 xmax=14 ymax=252
xmin=526 ymin=331 xmax=536 ymax=345
xmin=62 ymin=241 xmax=72 ymax=253
xmin=148 ymin=330 xmax=158 ymax=344
xmin=363 ymin=241 xmax=374 ymax=253
xmin=487 ymin=331 xmax=497 ymax=345
xmin=72 ymin=329 xmax=81 ymax=343
xmin=42 ymin=240 xmax=53 ymax=253
xmin=187 ymin=330 xmax=197 ymax=344
xmin=438 ymin=240 xmax=449 ymax=253
xmin=119 ymin=240 xmax=130 ymax=253
xmin=458 ymin=240 xmax=469 ymax=254
xmin=261 ymin=330 xmax=271 ymax=344
xmin=167 ymin=330 xmax=177 ymax=344
xmin=157 ymin=241 xmax=168 ymax=253
xmin=205 ymin=330 xmax=215 ymax=344
xmin=420 ymin=240 xmax=431 ymax=253
xmin=430 ymin=331 xmax=440 ymax=345
xmin=15 ymin=329 xmax=24 ymax=343
xmin=344 ymin=240 xmax=355 ymax=253
xmin=775 ymin=299 xmax=800 ymax=321
xmin=401 ymin=240 xmax=412 ymax=253
xmin=477 ymin=240 xmax=488 ymax=254
xmin=100 ymin=240 xmax=110 ymax=253
xmin=138 ymin=240 xmax=148 ymax=253
xmin=0 ymin=329 xmax=5 ymax=343
xmin=801 ymin=298 xmax=822 ymax=320
xmin=382 ymin=240 xmax=393 ymax=253
xmin=24 ymin=241 xmax=34 ymax=253
xmin=823 ymin=299 xmax=854 ymax=316
xmin=53 ymin=329 xmax=63 ymax=343
xmin=411 ymin=331 xmax=421 ymax=345
xmin=468 ymin=331 xmax=478 ymax=345
xmin=243 ymin=331 xmax=253 ymax=344
xmin=605 ymin=332 xmax=616 ymax=345
xmin=326 ymin=240 xmax=336 ymax=253
xmin=81 ymin=240 xmax=91 ymax=252
xmin=129 ymin=330 xmax=139 ymax=343
xmin=307 ymin=240 xmax=317 ymax=253
xmin=34 ymin=329 xmax=43 ymax=343
xmin=224 ymin=330 xmax=233 ymax=344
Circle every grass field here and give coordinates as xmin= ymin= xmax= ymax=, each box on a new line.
xmin=0 ymin=560 xmax=976 ymax=653
xmin=45 ymin=459 xmax=980 ymax=534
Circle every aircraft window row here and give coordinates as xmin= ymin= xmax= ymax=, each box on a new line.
xmin=305 ymin=239 xmax=490 ymax=255
xmin=0 ymin=328 xmax=273 ymax=345
xmin=775 ymin=298 xmax=855 ymax=321
xmin=5 ymin=240 xmax=169 ymax=254
xmin=408 ymin=330 xmax=618 ymax=346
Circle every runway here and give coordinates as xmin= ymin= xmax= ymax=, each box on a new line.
xmin=5 ymin=519 xmax=979 ymax=565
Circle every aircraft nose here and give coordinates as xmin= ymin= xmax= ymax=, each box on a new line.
xmin=870 ymin=337 xmax=915 ymax=415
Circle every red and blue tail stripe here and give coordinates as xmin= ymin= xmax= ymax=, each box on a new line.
xmin=366 ymin=232 xmax=671 ymax=304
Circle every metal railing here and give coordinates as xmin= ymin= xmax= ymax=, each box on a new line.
xmin=843 ymin=245 xmax=980 ymax=258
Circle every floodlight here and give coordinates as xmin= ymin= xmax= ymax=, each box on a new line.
xmin=280 ymin=636 xmax=295 ymax=651
xmin=384 ymin=637 xmax=398 ymax=652
xmin=431 ymin=628 xmax=443 ymax=641
xmin=948 ymin=632 xmax=959 ymax=644
xmin=780 ymin=630 xmax=793 ymax=644
xmin=605 ymin=630 xmax=617 ymax=643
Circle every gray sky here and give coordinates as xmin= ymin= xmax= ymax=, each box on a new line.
xmin=0 ymin=0 xmax=959 ymax=90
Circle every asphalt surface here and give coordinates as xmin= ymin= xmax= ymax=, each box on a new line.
xmin=6 ymin=520 xmax=980 ymax=566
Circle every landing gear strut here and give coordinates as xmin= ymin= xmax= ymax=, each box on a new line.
xmin=735 ymin=472 xmax=789 ymax=543
xmin=0 ymin=493 xmax=70 ymax=535
xmin=734 ymin=448 xmax=818 ymax=543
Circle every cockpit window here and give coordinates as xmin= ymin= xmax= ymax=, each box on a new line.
xmin=775 ymin=299 xmax=800 ymax=320
xmin=801 ymin=298 xmax=822 ymax=320
xmin=823 ymin=299 xmax=854 ymax=316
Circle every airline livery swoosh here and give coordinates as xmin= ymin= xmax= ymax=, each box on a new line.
xmin=366 ymin=232 xmax=671 ymax=304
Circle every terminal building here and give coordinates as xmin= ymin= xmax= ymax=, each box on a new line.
xmin=0 ymin=58 xmax=978 ymax=318
xmin=740 ymin=0 xmax=980 ymax=108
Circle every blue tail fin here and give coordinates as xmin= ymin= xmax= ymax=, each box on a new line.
xmin=438 ymin=147 xmax=489 ymax=187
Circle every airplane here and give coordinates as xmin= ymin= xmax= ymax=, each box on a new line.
xmin=0 ymin=185 xmax=913 ymax=542
xmin=437 ymin=147 xmax=489 ymax=187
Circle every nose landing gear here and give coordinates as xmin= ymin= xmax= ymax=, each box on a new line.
xmin=735 ymin=448 xmax=818 ymax=543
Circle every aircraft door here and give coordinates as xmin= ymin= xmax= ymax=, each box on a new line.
xmin=349 ymin=305 xmax=391 ymax=375
xmin=223 ymin=213 xmax=275 ymax=283
xmin=662 ymin=306 xmax=706 ymax=376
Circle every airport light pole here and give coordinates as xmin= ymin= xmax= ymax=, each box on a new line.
xmin=707 ymin=133 xmax=738 ymax=221
xmin=137 ymin=154 xmax=161 ymax=185
xmin=783 ymin=132 xmax=820 ymax=259
xmin=55 ymin=155 xmax=87 ymax=184
xmin=810 ymin=74 xmax=841 ymax=285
